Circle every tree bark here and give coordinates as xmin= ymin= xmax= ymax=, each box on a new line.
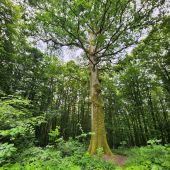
xmin=88 ymin=64 xmax=112 ymax=155
xmin=87 ymin=32 xmax=112 ymax=155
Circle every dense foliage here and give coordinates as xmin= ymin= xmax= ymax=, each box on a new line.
xmin=0 ymin=0 xmax=170 ymax=169
xmin=115 ymin=142 xmax=170 ymax=170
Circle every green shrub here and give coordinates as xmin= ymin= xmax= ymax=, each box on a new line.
xmin=1 ymin=146 xmax=82 ymax=170
xmin=1 ymin=141 xmax=116 ymax=170
xmin=57 ymin=138 xmax=86 ymax=156
xmin=0 ymin=96 xmax=45 ymax=148
xmin=2 ymin=146 xmax=62 ymax=169
xmin=76 ymin=152 xmax=116 ymax=170
xmin=48 ymin=126 xmax=60 ymax=144
xmin=0 ymin=143 xmax=17 ymax=165
xmin=123 ymin=144 xmax=170 ymax=170
xmin=48 ymin=126 xmax=86 ymax=156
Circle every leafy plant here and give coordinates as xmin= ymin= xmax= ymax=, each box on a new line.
xmin=0 ymin=96 xmax=45 ymax=146
xmin=0 ymin=143 xmax=17 ymax=165
xmin=77 ymin=152 xmax=116 ymax=170
xmin=147 ymin=139 xmax=162 ymax=146
xmin=48 ymin=126 xmax=61 ymax=144
xmin=122 ymin=144 xmax=170 ymax=170
xmin=57 ymin=138 xmax=86 ymax=156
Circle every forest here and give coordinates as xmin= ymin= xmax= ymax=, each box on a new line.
xmin=0 ymin=0 xmax=170 ymax=169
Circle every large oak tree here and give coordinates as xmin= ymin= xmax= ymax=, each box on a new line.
xmin=30 ymin=0 xmax=167 ymax=155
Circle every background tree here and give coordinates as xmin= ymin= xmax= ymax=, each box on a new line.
xmin=102 ymin=17 xmax=170 ymax=147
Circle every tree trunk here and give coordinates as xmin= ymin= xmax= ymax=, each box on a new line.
xmin=87 ymin=32 xmax=112 ymax=155
xmin=88 ymin=60 xmax=112 ymax=155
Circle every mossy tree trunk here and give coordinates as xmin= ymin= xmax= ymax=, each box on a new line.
xmin=88 ymin=32 xmax=112 ymax=155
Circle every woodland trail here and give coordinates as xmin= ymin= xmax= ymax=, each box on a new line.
xmin=104 ymin=154 xmax=128 ymax=167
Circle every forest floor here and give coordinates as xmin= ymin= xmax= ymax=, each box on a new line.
xmin=104 ymin=154 xmax=128 ymax=167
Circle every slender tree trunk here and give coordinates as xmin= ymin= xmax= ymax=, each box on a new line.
xmin=87 ymin=32 xmax=112 ymax=155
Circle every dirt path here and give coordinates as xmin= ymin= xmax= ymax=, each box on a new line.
xmin=103 ymin=154 xmax=128 ymax=167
